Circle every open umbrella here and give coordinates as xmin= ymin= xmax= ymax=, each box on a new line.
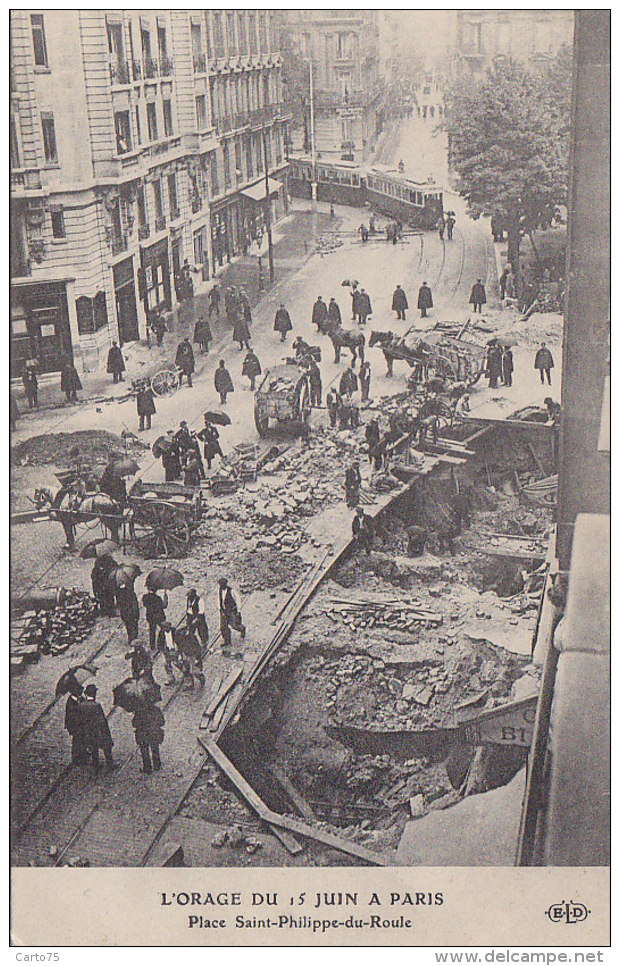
xmin=152 ymin=436 xmax=174 ymax=458
xmin=109 ymin=458 xmax=140 ymax=477
xmin=80 ymin=537 xmax=119 ymax=559
xmin=112 ymin=563 xmax=142 ymax=587
xmin=496 ymin=333 xmax=519 ymax=348
xmin=113 ymin=676 xmax=162 ymax=713
xmin=145 ymin=567 xmax=184 ymax=591
xmin=55 ymin=665 xmax=98 ymax=698
xmin=203 ymin=411 xmax=231 ymax=427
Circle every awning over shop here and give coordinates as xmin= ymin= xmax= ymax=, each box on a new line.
xmin=240 ymin=178 xmax=282 ymax=202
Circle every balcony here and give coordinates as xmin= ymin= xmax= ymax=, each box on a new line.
xmin=170 ymin=205 xmax=180 ymax=221
xmin=144 ymin=58 xmax=160 ymax=80
xmin=161 ymin=57 xmax=174 ymax=77
xmin=193 ymin=52 xmax=207 ymax=73
xmin=11 ymin=167 xmax=43 ymax=191
xmin=110 ymin=61 xmax=131 ymax=86
xmin=138 ymin=224 xmax=150 ymax=240
xmin=155 ymin=215 xmax=167 ymax=232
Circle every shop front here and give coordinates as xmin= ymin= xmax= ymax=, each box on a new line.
xmin=138 ymin=237 xmax=171 ymax=317
xmin=113 ymin=256 xmax=139 ymax=345
xmin=10 ymin=279 xmax=74 ymax=377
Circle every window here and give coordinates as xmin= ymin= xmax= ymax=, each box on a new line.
xmin=31 ymin=14 xmax=48 ymax=68
xmin=195 ymin=94 xmax=207 ymax=130
xmin=157 ymin=24 xmax=167 ymax=61
xmin=191 ymin=22 xmax=203 ymax=69
xmin=246 ymin=138 xmax=253 ymax=179
xmin=213 ymin=12 xmax=224 ymax=58
xmin=223 ymin=142 xmax=230 ymax=188
xmin=248 ymin=12 xmax=257 ymax=54
xmin=237 ymin=13 xmax=247 ymax=54
xmin=50 ymin=209 xmax=66 ymax=239
xmin=234 ymin=142 xmax=243 ymax=184
xmin=258 ymin=12 xmax=267 ymax=51
xmin=137 ymin=186 xmax=147 ymax=226
xmin=146 ymin=101 xmax=158 ymax=141
xmin=134 ymin=105 xmax=141 ymax=145
xmin=41 ymin=113 xmax=57 ymax=163
xmin=107 ymin=19 xmax=126 ymax=78
xmin=210 ymin=157 xmax=219 ymax=196
xmin=10 ymin=115 xmax=20 ymax=168
xmin=226 ymin=12 xmax=236 ymax=54
xmin=114 ymin=110 xmax=132 ymax=154
xmin=163 ymin=99 xmax=173 ymax=136
xmin=168 ymin=174 xmax=178 ymax=217
xmin=153 ymin=179 xmax=163 ymax=219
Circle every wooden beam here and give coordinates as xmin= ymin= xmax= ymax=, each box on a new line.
xmin=204 ymin=665 xmax=243 ymax=716
xmin=270 ymin=765 xmax=317 ymax=822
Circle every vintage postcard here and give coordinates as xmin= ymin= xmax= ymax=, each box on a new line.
xmin=10 ymin=7 xmax=610 ymax=949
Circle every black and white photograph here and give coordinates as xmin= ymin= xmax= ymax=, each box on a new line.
xmin=9 ymin=7 xmax=610 ymax=947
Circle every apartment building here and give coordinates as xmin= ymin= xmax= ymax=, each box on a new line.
xmin=279 ymin=9 xmax=382 ymax=159
xmin=455 ymin=9 xmax=574 ymax=76
xmin=10 ymin=9 xmax=289 ymax=375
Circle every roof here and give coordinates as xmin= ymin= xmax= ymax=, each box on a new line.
xmin=240 ymin=178 xmax=282 ymax=202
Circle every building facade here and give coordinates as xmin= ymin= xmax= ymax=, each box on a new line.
xmin=10 ymin=9 xmax=289 ymax=376
xmin=455 ymin=10 xmax=574 ymax=76
xmin=279 ymin=9 xmax=382 ymax=160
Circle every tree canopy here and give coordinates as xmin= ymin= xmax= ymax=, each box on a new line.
xmin=444 ymin=49 xmax=573 ymax=265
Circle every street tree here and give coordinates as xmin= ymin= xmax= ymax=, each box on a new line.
xmin=445 ymin=51 xmax=572 ymax=273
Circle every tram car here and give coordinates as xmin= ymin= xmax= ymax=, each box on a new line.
xmin=287 ymin=155 xmax=443 ymax=229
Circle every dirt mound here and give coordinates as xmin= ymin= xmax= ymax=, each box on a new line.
xmin=234 ymin=548 xmax=308 ymax=593
xmin=12 ymin=430 xmax=146 ymax=468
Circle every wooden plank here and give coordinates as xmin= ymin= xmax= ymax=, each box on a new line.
xmin=199 ymin=674 xmax=223 ymax=729
xmin=270 ymin=765 xmax=317 ymax=822
xmin=461 ymin=415 xmax=554 ymax=431
xmin=199 ymin=737 xmax=391 ymax=866
xmin=205 ymin=665 xmax=243 ymax=716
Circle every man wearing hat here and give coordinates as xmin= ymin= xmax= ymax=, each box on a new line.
xmin=218 ymin=578 xmax=245 ymax=649
xmin=78 ymin=684 xmax=115 ymax=770
xmin=132 ymin=701 xmax=165 ymax=774
xmin=185 ymin=589 xmax=209 ymax=646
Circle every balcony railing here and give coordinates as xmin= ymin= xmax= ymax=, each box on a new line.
xmin=161 ymin=56 xmax=174 ymax=77
xmin=193 ymin=52 xmax=207 ymax=73
xmin=144 ymin=58 xmax=160 ymax=79
xmin=110 ymin=61 xmax=131 ymax=85
xmin=138 ymin=224 xmax=150 ymax=240
xmin=170 ymin=205 xmax=180 ymax=221
xmin=155 ymin=215 xmax=167 ymax=232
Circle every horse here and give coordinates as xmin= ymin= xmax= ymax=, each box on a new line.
xmin=319 ymin=319 xmax=365 ymax=365
xmin=370 ymin=330 xmax=423 ymax=377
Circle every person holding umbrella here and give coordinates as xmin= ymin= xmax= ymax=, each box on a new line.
xmin=175 ymin=337 xmax=195 ymax=387
xmin=107 ymin=340 xmax=125 ymax=383
xmin=274 ymin=303 xmax=292 ymax=342
xmin=136 ymin=380 xmax=156 ymax=431
xmin=197 ymin=417 xmax=223 ymax=470
xmin=141 ymin=586 xmax=168 ymax=651
xmin=132 ymin=699 xmax=165 ymax=774
xmin=214 ymin=360 xmax=234 ymax=404
xmin=91 ymin=554 xmax=117 ymax=617
xmin=77 ymin=684 xmax=115 ymax=771
xmin=116 ymin=578 xmax=140 ymax=643
xmin=218 ymin=578 xmax=245 ymax=650
xmin=64 ymin=683 xmax=86 ymax=763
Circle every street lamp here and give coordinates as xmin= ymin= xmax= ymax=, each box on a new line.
xmin=304 ymin=56 xmax=318 ymax=208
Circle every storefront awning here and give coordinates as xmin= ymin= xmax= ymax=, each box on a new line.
xmin=240 ymin=178 xmax=282 ymax=202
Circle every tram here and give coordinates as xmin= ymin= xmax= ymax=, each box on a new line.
xmin=287 ymin=154 xmax=443 ymax=229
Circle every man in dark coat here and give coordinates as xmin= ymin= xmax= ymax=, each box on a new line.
xmin=65 ymin=686 xmax=86 ymax=763
xmin=60 ymin=359 xmax=82 ymax=402
xmin=345 ymin=461 xmax=362 ymax=508
xmin=107 ymin=340 xmax=125 ymax=383
xmin=136 ymin=383 xmax=156 ymax=431
xmin=214 ymin=360 xmax=234 ymax=403
xmin=233 ymin=314 xmax=251 ymax=350
xmin=351 ymin=287 xmax=362 ymax=323
xmin=161 ymin=436 xmax=182 ymax=481
xmin=352 ymin=507 xmax=374 ymax=554
xmin=327 ymin=297 xmax=342 ymax=325
xmin=125 ymin=642 xmax=153 ymax=680
xmin=445 ymin=214 xmax=455 ymax=240
xmin=502 ymin=347 xmax=514 ymax=386
xmin=326 ymin=387 xmax=342 ymax=427
xmin=197 ymin=418 xmax=223 ymax=469
xmin=392 ymin=285 xmax=409 ymax=321
xmin=469 ymin=279 xmax=487 ymax=313
xmin=312 ymin=296 xmax=328 ymax=331
xmin=91 ymin=556 xmax=116 ymax=617
xmin=218 ymin=578 xmax=245 ymax=649
xmin=185 ymin=589 xmax=209 ymax=646
xmin=357 ymin=289 xmax=372 ymax=325
xmin=22 ymin=364 xmax=38 ymax=408
xmin=208 ymin=284 xmax=221 ymax=320
xmin=99 ymin=462 xmax=127 ymax=506
xmin=274 ymin=304 xmax=292 ymax=341
xmin=359 ymin=361 xmax=371 ymax=402
xmin=365 ymin=418 xmax=380 ymax=465
xmin=78 ymin=684 xmax=114 ymax=770
xmin=132 ymin=701 xmax=165 ymax=773
xmin=142 ymin=588 xmax=168 ymax=650
xmin=116 ymin=581 xmax=140 ymax=643
xmin=242 ymin=349 xmax=262 ymax=390
xmin=339 ymin=364 xmax=358 ymax=397
xmin=149 ymin=312 xmax=167 ymax=347
xmin=238 ymin=287 xmax=252 ymax=326
xmin=308 ymin=360 xmax=322 ymax=407
xmin=175 ymin=338 xmax=195 ymax=387
xmin=534 ymin=342 xmax=554 ymax=385
xmin=417 ymin=282 xmax=433 ymax=318
xmin=486 ymin=343 xmax=503 ymax=388
xmin=224 ymin=287 xmax=238 ymax=326
xmin=193 ymin=316 xmax=213 ymax=353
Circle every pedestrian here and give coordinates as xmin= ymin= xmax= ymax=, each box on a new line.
xmin=392 ymin=285 xmax=408 ymax=321
xmin=142 ymin=588 xmax=168 ymax=651
xmin=417 ymin=281 xmax=433 ymax=319
xmin=352 ymin=507 xmax=374 ymax=554
xmin=150 ymin=312 xmax=167 ymax=347
xmin=116 ymin=580 xmax=140 ymax=643
xmin=175 ymin=338 xmax=195 ymax=387
xmin=502 ymin=347 xmax=514 ymax=386
xmin=208 ymin=283 xmax=221 ymax=320
xmin=499 ymin=267 xmax=509 ymax=301
xmin=132 ymin=701 xmax=165 ymax=774
xmin=438 ymin=215 xmax=445 ymax=240
xmin=175 ymin=625 xmax=205 ymax=689
xmin=365 ymin=418 xmax=380 ymax=464
xmin=327 ymin=297 xmax=342 ymax=326
xmin=357 ymin=288 xmax=372 ymax=325
xmin=107 ymin=340 xmax=125 ymax=383
xmin=238 ymin=287 xmax=252 ymax=327
xmin=534 ymin=342 xmax=554 ymax=385
xmin=308 ymin=359 xmax=322 ymax=407
xmin=345 ymin=461 xmax=362 ymax=508
xmin=469 ymin=279 xmax=487 ymax=313
xmin=339 ymin=364 xmax=358 ymax=397
xmin=274 ymin=303 xmax=292 ymax=341
xmin=156 ymin=621 xmax=178 ymax=684
xmin=197 ymin=418 xmax=223 ymax=469
xmin=183 ymin=451 xmax=202 ymax=487
xmin=22 ymin=364 xmax=38 ymax=408
xmin=125 ymin=641 xmax=153 ymax=680
xmin=326 ymin=387 xmax=342 ymax=428
xmin=214 ymin=359 xmax=234 ymax=404
xmin=91 ymin=557 xmax=116 ymax=617
xmin=78 ymin=684 xmax=115 ymax=770
xmin=233 ymin=312 xmax=251 ymax=350
xmin=218 ymin=577 xmax=246 ymax=650
xmin=351 ymin=287 xmax=362 ymax=323
xmin=193 ymin=316 xmax=213 ymax=354
xmin=359 ymin=361 xmax=371 ymax=402
xmin=181 ymin=259 xmax=194 ymax=299
xmin=60 ymin=358 xmax=82 ymax=402
xmin=359 ymin=223 xmax=369 ymax=243
xmin=312 ymin=295 xmax=328 ymax=331
xmin=485 ymin=341 xmax=503 ymax=389
xmin=65 ymin=685 xmax=86 ymax=764
xmin=185 ymin=588 xmax=209 ymax=646
xmin=445 ymin=213 xmax=455 ymax=240
xmin=136 ymin=381 xmax=156 ymax=431
xmin=242 ymin=349 xmax=262 ymax=390
xmin=161 ymin=435 xmax=182 ymax=482
xmin=224 ymin=287 xmax=238 ymax=326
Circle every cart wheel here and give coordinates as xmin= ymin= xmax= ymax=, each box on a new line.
xmin=151 ymin=369 xmax=179 ymax=396
xmin=254 ymin=403 xmax=269 ymax=436
xmin=130 ymin=501 xmax=191 ymax=558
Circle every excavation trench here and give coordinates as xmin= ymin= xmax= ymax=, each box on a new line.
xmin=189 ymin=426 xmax=553 ymax=857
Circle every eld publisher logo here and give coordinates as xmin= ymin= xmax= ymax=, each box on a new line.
xmin=545 ymin=900 xmax=590 ymax=924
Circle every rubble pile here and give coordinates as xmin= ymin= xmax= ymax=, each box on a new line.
xmin=342 ymin=754 xmax=452 ymax=815
xmin=12 ymin=429 xmax=146 ymax=468
xmin=326 ymin=594 xmax=443 ymax=632
xmin=11 ymin=590 xmax=99 ymax=672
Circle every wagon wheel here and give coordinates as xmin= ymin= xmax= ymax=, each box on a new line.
xmin=150 ymin=369 xmax=179 ymax=396
xmin=433 ymin=355 xmax=457 ymax=382
xmin=254 ymin=400 xmax=269 ymax=436
xmin=130 ymin=501 xmax=191 ymax=558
